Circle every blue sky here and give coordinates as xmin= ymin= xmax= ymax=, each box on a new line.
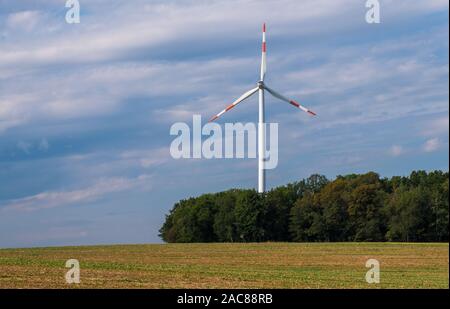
xmin=0 ymin=0 xmax=448 ymax=248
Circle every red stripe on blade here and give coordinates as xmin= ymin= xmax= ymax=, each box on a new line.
xmin=307 ymin=110 xmax=316 ymax=116
xmin=209 ymin=115 xmax=218 ymax=122
xmin=262 ymin=42 xmax=266 ymax=52
xmin=263 ymin=23 xmax=266 ymax=33
xmin=225 ymin=104 xmax=235 ymax=111
xmin=289 ymin=100 xmax=300 ymax=108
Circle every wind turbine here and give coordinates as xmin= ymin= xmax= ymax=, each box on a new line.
xmin=209 ymin=23 xmax=316 ymax=193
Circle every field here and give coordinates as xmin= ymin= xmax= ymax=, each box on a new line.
xmin=0 ymin=243 xmax=448 ymax=288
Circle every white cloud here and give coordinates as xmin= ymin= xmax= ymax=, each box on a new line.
xmin=276 ymin=54 xmax=448 ymax=132
xmin=0 ymin=1 xmax=351 ymax=67
xmin=0 ymin=118 xmax=25 ymax=134
xmin=0 ymin=57 xmax=255 ymax=135
xmin=1 ymin=175 xmax=152 ymax=212
xmin=389 ymin=145 xmax=404 ymax=157
xmin=422 ymin=116 xmax=449 ymax=137
xmin=423 ymin=137 xmax=441 ymax=152
xmin=0 ymin=0 xmax=447 ymax=136
xmin=0 ymin=94 xmax=29 ymax=133
xmin=120 ymin=147 xmax=170 ymax=168
xmin=1 ymin=0 xmax=447 ymax=68
xmin=6 ymin=10 xmax=42 ymax=32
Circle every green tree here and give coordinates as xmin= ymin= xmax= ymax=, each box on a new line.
xmin=348 ymin=183 xmax=387 ymax=241
xmin=430 ymin=177 xmax=449 ymax=241
xmin=160 ymin=170 xmax=448 ymax=243
xmin=213 ymin=191 xmax=238 ymax=242
xmin=386 ymin=186 xmax=433 ymax=242
xmin=264 ymin=184 xmax=299 ymax=241
xmin=235 ymin=190 xmax=266 ymax=242
xmin=289 ymin=193 xmax=325 ymax=241
xmin=318 ymin=179 xmax=350 ymax=241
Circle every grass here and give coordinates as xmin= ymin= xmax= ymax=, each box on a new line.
xmin=0 ymin=242 xmax=448 ymax=288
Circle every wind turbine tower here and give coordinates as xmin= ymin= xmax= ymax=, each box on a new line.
xmin=209 ymin=23 xmax=316 ymax=193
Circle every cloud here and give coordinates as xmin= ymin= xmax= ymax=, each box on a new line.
xmin=389 ymin=145 xmax=404 ymax=157
xmin=1 ymin=0 xmax=447 ymax=68
xmin=1 ymin=175 xmax=152 ymax=212
xmin=423 ymin=138 xmax=441 ymax=152
xmin=0 ymin=57 xmax=256 ymax=136
xmin=421 ymin=116 xmax=449 ymax=137
xmin=0 ymin=1 xmax=353 ymax=67
xmin=120 ymin=147 xmax=170 ymax=168
xmin=5 ymin=10 xmax=42 ymax=32
xmin=283 ymin=48 xmax=448 ymax=119
xmin=0 ymin=0 xmax=448 ymax=136
xmin=0 ymin=94 xmax=28 ymax=133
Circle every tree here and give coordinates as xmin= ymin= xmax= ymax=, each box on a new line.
xmin=159 ymin=170 xmax=448 ymax=243
xmin=191 ymin=194 xmax=216 ymax=242
xmin=234 ymin=190 xmax=266 ymax=242
xmin=386 ymin=186 xmax=433 ymax=242
xmin=159 ymin=195 xmax=216 ymax=243
xmin=213 ymin=191 xmax=238 ymax=242
xmin=159 ymin=205 xmax=177 ymax=242
xmin=264 ymin=184 xmax=299 ymax=241
xmin=348 ymin=183 xmax=387 ymax=241
xmin=430 ymin=177 xmax=449 ymax=241
xmin=290 ymin=193 xmax=325 ymax=241
xmin=318 ymin=179 xmax=350 ymax=241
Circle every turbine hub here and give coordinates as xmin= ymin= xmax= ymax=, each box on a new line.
xmin=257 ymin=80 xmax=264 ymax=89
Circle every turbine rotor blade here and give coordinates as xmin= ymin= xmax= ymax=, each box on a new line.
xmin=264 ymin=85 xmax=316 ymax=116
xmin=209 ymin=86 xmax=259 ymax=122
xmin=260 ymin=23 xmax=267 ymax=81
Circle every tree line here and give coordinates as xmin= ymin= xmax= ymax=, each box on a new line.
xmin=159 ymin=170 xmax=449 ymax=243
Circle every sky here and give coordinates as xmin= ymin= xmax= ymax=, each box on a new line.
xmin=0 ymin=0 xmax=448 ymax=248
